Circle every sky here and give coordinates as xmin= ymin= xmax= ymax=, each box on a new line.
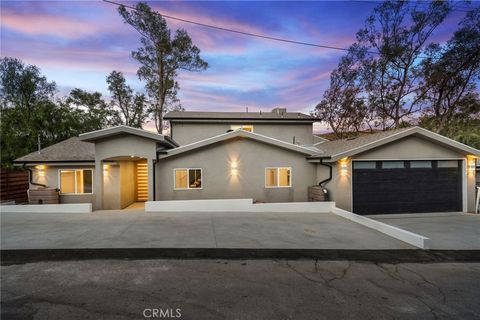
xmin=1 ymin=0 xmax=477 ymax=132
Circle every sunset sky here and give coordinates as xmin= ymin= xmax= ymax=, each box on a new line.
xmin=1 ymin=0 xmax=477 ymax=126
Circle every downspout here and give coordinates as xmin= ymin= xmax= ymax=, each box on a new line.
xmin=24 ymin=164 xmax=47 ymax=188
xmin=317 ymin=158 xmax=332 ymax=201
xmin=318 ymin=158 xmax=332 ymax=186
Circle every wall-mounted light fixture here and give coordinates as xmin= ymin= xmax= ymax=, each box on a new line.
xmin=467 ymin=156 xmax=477 ymax=174
xmin=339 ymin=157 xmax=349 ymax=175
xmin=231 ymin=160 xmax=238 ymax=176
xmin=35 ymin=165 xmax=46 ymax=177
xmin=103 ymin=164 xmax=110 ymax=174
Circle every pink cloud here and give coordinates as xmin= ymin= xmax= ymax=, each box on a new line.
xmin=1 ymin=8 xmax=100 ymax=39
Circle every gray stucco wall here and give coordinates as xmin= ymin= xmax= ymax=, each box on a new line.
xmin=29 ymin=164 xmax=95 ymax=205
xmin=156 ymin=137 xmax=316 ymax=202
xmin=317 ymin=135 xmax=475 ymax=212
xmin=171 ymin=122 xmax=314 ymax=146
xmin=93 ymin=134 xmax=157 ymax=209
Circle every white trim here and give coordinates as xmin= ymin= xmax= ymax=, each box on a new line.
xmin=173 ymin=168 xmax=203 ymax=190
xmin=1 ymin=203 xmax=92 ymax=213
xmin=352 ymin=157 xmax=465 ymax=161
xmin=58 ymin=169 xmax=94 ymax=195
xmin=264 ymin=167 xmax=292 ymax=188
xmin=332 ymin=207 xmax=430 ymax=249
xmin=160 ymin=130 xmax=316 ymax=159
xmin=462 ymin=159 xmax=468 ymax=212
xmin=329 ymin=127 xmax=480 ymax=161
xmin=79 ymin=125 xmax=166 ymax=142
xmin=145 ymin=199 xmax=334 ymax=213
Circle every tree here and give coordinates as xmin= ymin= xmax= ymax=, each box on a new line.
xmin=355 ymin=0 xmax=452 ymax=128
xmin=66 ymin=88 xmax=120 ymax=131
xmin=106 ymin=70 xmax=149 ymax=128
xmin=118 ymin=2 xmax=208 ymax=133
xmin=1 ymin=57 xmax=58 ymax=164
xmin=419 ymin=8 xmax=480 ymax=134
xmin=313 ymin=50 xmax=369 ymax=139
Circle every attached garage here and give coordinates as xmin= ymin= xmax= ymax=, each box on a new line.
xmin=310 ymin=127 xmax=479 ymax=214
xmin=352 ymin=160 xmax=463 ymax=215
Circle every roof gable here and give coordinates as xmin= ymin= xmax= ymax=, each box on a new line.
xmin=79 ymin=125 xmax=168 ymax=143
xmin=312 ymin=127 xmax=480 ymax=161
xmin=159 ymin=130 xmax=318 ymax=159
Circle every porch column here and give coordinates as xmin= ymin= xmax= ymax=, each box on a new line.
xmin=94 ymin=159 xmax=104 ymax=210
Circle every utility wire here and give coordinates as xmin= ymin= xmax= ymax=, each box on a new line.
xmin=103 ymin=0 xmax=465 ymax=59
xmin=103 ymin=0 xmax=380 ymax=55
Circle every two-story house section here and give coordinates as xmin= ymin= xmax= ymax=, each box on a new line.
xmin=164 ymin=107 xmax=320 ymax=146
xmin=15 ymin=110 xmax=480 ymax=214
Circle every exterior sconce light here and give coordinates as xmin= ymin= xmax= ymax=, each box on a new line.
xmin=231 ymin=161 xmax=238 ymax=176
xmin=103 ymin=164 xmax=110 ymax=173
xmin=339 ymin=157 xmax=349 ymax=174
xmin=35 ymin=165 xmax=46 ymax=177
xmin=467 ymin=156 xmax=477 ymax=174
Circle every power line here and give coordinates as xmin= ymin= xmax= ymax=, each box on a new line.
xmin=103 ymin=0 xmax=380 ymax=55
xmin=103 ymin=0 xmax=463 ymax=59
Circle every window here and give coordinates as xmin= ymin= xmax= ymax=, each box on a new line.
xmin=382 ymin=161 xmax=405 ymax=169
xmin=265 ymin=167 xmax=291 ymax=188
xmin=230 ymin=124 xmax=254 ymax=132
xmin=410 ymin=161 xmax=432 ymax=168
xmin=174 ymin=168 xmax=202 ymax=190
xmin=59 ymin=169 xmax=93 ymax=194
xmin=353 ymin=161 xmax=376 ymax=169
xmin=438 ymin=160 xmax=458 ymax=168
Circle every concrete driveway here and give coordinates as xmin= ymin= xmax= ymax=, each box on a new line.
xmin=0 ymin=210 xmax=413 ymax=250
xmin=371 ymin=212 xmax=480 ymax=249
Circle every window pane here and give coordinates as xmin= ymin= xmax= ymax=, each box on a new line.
xmin=60 ymin=170 xmax=75 ymax=193
xmin=438 ymin=160 xmax=458 ymax=168
xmin=83 ymin=170 xmax=93 ymax=193
xmin=278 ymin=168 xmax=291 ymax=187
xmin=76 ymin=170 xmax=84 ymax=193
xmin=175 ymin=169 xmax=188 ymax=189
xmin=266 ymin=168 xmax=277 ymax=187
xmin=189 ymin=169 xmax=202 ymax=189
xmin=353 ymin=162 xmax=376 ymax=169
xmin=382 ymin=161 xmax=405 ymax=169
xmin=410 ymin=161 xmax=432 ymax=168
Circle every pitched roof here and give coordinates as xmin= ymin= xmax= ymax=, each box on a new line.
xmin=159 ymin=129 xmax=319 ymax=159
xmin=310 ymin=127 xmax=480 ymax=161
xmin=14 ymin=137 xmax=95 ymax=163
xmin=164 ymin=111 xmax=317 ymax=122
xmin=79 ymin=125 xmax=170 ymax=143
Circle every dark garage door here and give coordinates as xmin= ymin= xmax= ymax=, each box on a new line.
xmin=352 ymin=160 xmax=462 ymax=215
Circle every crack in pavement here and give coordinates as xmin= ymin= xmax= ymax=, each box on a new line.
xmin=399 ymin=266 xmax=447 ymax=305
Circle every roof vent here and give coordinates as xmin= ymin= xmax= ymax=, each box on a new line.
xmin=272 ymin=107 xmax=287 ymax=115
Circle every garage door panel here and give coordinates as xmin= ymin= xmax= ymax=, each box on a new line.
xmin=353 ymin=161 xmax=462 ymax=215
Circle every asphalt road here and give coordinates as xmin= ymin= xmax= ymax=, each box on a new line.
xmin=2 ymin=259 xmax=479 ymax=319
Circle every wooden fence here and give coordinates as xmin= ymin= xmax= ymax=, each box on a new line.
xmin=1 ymin=169 xmax=29 ymax=204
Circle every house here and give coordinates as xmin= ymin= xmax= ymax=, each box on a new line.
xmin=14 ymin=108 xmax=480 ymax=214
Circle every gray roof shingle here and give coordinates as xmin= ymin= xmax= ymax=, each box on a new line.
xmin=313 ymin=128 xmax=412 ymax=157
xmin=14 ymin=137 xmax=95 ymax=162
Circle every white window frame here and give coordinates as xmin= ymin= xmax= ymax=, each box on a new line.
xmin=265 ymin=167 xmax=292 ymax=188
xmin=58 ymin=169 xmax=94 ymax=195
xmin=173 ymin=168 xmax=203 ymax=190
xmin=230 ymin=124 xmax=254 ymax=132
